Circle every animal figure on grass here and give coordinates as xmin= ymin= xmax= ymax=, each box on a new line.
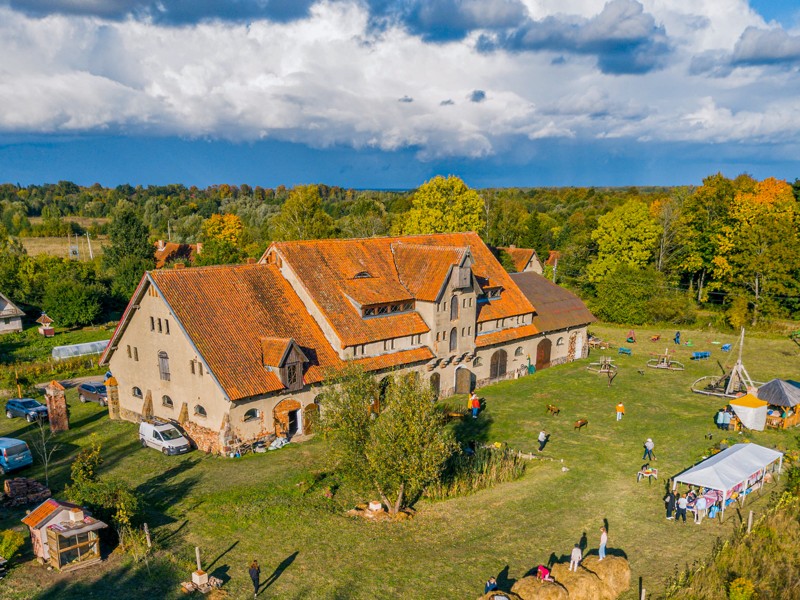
xmin=546 ymin=404 xmax=561 ymax=416
xmin=574 ymin=418 xmax=589 ymax=431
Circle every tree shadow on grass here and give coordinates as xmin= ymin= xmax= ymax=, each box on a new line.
xmin=134 ymin=458 xmax=202 ymax=528
xmin=451 ymin=412 xmax=494 ymax=446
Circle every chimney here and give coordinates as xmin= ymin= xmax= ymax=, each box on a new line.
xmin=69 ymin=508 xmax=84 ymax=522
xmin=195 ymin=243 xmax=203 ymax=255
xmin=157 ymin=240 xmax=166 ymax=251
xmin=174 ymin=263 xmax=185 ymax=270
xmin=509 ymin=244 xmax=516 ymax=249
xmin=246 ymin=257 xmax=256 ymax=264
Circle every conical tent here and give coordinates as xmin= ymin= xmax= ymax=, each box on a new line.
xmin=729 ymin=394 xmax=768 ymax=431
xmin=757 ymin=379 xmax=800 ymax=408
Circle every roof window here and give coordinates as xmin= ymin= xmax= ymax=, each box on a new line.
xmin=353 ymin=271 xmax=372 ymax=279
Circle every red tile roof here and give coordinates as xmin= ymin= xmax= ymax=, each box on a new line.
xmin=499 ymin=247 xmax=537 ymax=273
xmin=267 ymin=233 xmax=535 ymax=340
xmin=476 ymin=324 xmax=540 ymax=348
xmin=154 ymin=242 xmax=198 ymax=269
xmin=22 ymin=499 xmax=79 ymax=528
xmin=355 ymin=346 xmax=434 ymax=371
xmin=545 ymin=250 xmax=561 ymax=266
xmin=261 ymin=337 xmax=292 ymax=368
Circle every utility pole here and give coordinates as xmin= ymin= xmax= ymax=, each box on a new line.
xmin=86 ymin=232 xmax=94 ymax=260
xmin=553 ymin=258 xmax=558 ymax=284
xmin=168 ymin=220 xmax=172 ymax=242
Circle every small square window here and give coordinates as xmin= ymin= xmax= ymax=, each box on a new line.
xmin=133 ymin=347 xmax=139 ymax=361
xmin=165 ymin=320 xmax=170 ymax=334
xmin=190 ymin=360 xmax=195 ymax=375
xmin=127 ymin=345 xmax=132 ymax=358
xmin=390 ymin=304 xmax=401 ymax=313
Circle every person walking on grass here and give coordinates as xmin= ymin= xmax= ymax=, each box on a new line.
xmin=643 ymin=438 xmax=655 ymax=461
xmin=569 ymin=544 xmax=582 ymax=572
xmin=249 ymin=559 xmax=260 ymax=598
xmin=676 ymin=493 xmax=688 ymax=523
xmin=470 ymin=393 xmax=481 ymax=419
xmin=598 ymin=527 xmax=608 ymax=561
xmin=694 ymin=495 xmax=707 ymax=524
xmin=538 ymin=430 xmax=549 ymax=452
xmin=615 ymin=402 xmax=625 ymax=421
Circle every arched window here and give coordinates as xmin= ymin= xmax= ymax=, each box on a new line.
xmin=429 ymin=373 xmax=440 ymax=398
xmin=158 ymin=351 xmax=170 ymax=381
xmin=132 ymin=386 xmax=143 ymax=398
xmin=450 ymin=295 xmax=458 ymax=321
xmin=162 ymin=395 xmax=173 ymax=408
xmin=194 ymin=404 xmax=207 ymax=418
xmin=490 ymin=350 xmax=507 ymax=379
xmin=557 ymin=337 xmax=565 ymax=346
xmin=472 ymin=357 xmax=483 ymax=368
xmin=244 ymin=408 xmax=260 ymax=422
xmin=515 ymin=347 xmax=524 ymax=357
xmin=449 ymin=327 xmax=458 ymax=353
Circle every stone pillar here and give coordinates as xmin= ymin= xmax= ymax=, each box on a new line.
xmin=44 ymin=380 xmax=69 ymax=432
xmin=105 ymin=376 xmax=121 ymax=420
xmin=142 ymin=390 xmax=154 ymax=420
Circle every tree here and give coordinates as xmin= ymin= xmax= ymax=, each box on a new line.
xmin=271 ymin=185 xmax=335 ymax=241
xmin=42 ymin=279 xmax=103 ymax=327
xmin=195 ymin=213 xmax=246 ymax=266
xmin=25 ymin=419 xmax=61 ymax=487
xmin=104 ymin=205 xmax=154 ymax=269
xmin=586 ymin=200 xmax=660 ymax=282
xmin=322 ymin=366 xmax=456 ymax=516
xmin=401 ymin=176 xmax=485 ymax=235
xmin=650 ymin=189 xmax=687 ymax=273
xmin=593 ymin=264 xmax=661 ymax=325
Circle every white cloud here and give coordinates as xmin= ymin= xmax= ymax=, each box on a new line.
xmin=0 ymin=0 xmax=799 ymax=160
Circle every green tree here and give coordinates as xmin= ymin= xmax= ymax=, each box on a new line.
xmin=593 ymin=265 xmax=661 ymax=325
xmin=104 ymin=205 xmax=154 ymax=269
xmin=271 ymin=185 xmax=335 ymax=241
xmin=196 ymin=213 xmax=246 ymax=266
xmin=401 ymin=176 xmax=485 ymax=235
xmin=322 ymin=366 xmax=456 ymax=516
xmin=586 ymin=200 xmax=660 ymax=282
xmin=42 ymin=279 xmax=103 ymax=327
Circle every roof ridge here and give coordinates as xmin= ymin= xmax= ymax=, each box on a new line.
xmin=274 ymin=231 xmax=479 ymax=246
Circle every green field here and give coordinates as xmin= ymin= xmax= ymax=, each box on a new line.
xmin=0 ymin=324 xmax=798 ymax=599
xmin=20 ymin=235 xmax=107 ymax=258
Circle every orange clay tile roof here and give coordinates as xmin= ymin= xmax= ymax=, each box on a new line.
xmin=475 ymin=323 xmax=540 ymax=348
xmin=260 ymin=337 xmax=292 ymax=367
xmin=500 ymin=247 xmax=536 ymax=273
xmin=392 ymin=243 xmax=468 ymax=302
xmin=22 ymin=499 xmax=79 ymax=528
xmin=147 ymin=263 xmax=431 ymax=402
xmin=154 ymin=242 xmax=198 ymax=269
xmin=545 ymin=250 xmax=561 ymax=266
xmin=267 ymin=233 xmax=535 ymax=337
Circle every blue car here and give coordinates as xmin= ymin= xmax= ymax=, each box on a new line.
xmin=0 ymin=438 xmax=33 ymax=475
xmin=5 ymin=398 xmax=48 ymax=422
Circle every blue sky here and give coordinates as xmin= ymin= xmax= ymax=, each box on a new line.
xmin=1 ymin=1 xmax=800 ymax=189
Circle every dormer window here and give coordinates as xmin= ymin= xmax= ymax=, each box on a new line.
xmin=402 ymin=302 xmax=413 ymax=311
xmin=353 ymin=271 xmax=372 ymax=279
xmin=377 ymin=306 xmax=388 ymax=315
xmin=364 ymin=307 xmax=376 ymax=317
xmin=390 ymin=304 xmax=401 ymax=313
xmin=261 ymin=337 xmax=308 ymax=392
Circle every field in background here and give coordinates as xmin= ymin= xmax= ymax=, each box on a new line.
xmin=20 ymin=235 xmax=108 ymax=258
xmin=0 ymin=323 xmax=797 ymax=599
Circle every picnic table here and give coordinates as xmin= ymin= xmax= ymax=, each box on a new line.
xmin=637 ymin=467 xmax=658 ymax=483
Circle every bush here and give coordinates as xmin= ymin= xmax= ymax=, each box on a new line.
xmin=42 ymin=279 xmax=103 ymax=327
xmin=424 ymin=446 xmax=527 ymax=501
xmin=592 ymin=265 xmax=661 ymax=325
xmin=647 ymin=291 xmax=698 ymax=325
xmin=0 ymin=530 xmax=24 ymax=560
xmin=728 ymin=578 xmax=755 ymax=600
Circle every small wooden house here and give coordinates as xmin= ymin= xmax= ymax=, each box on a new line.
xmin=0 ymin=292 xmax=24 ymax=335
xmin=36 ymin=313 xmax=55 ymax=337
xmin=22 ymin=499 xmax=107 ymax=571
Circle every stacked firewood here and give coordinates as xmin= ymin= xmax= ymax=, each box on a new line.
xmin=3 ymin=478 xmax=51 ymax=507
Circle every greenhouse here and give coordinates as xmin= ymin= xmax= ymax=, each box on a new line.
xmin=51 ymin=340 xmax=110 ymax=361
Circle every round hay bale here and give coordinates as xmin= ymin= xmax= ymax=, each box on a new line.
xmin=551 ymin=563 xmax=613 ymax=600
xmin=581 ymin=556 xmax=631 ymax=598
xmin=476 ymin=591 xmax=523 ymax=600
xmin=511 ymin=576 xmax=569 ymax=600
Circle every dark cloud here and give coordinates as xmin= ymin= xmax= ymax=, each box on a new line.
xmin=469 ymin=90 xmax=486 ymax=103
xmin=398 ymin=95 xmax=414 ymax=103
xmin=366 ymin=0 xmax=527 ymax=42
xmin=6 ymin=0 xmax=315 ymax=24
xmin=478 ymin=0 xmax=670 ymax=75
xmin=732 ymin=26 xmax=800 ymax=66
xmin=440 ymin=99 xmax=454 ymax=106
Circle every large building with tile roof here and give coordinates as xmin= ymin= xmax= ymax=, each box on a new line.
xmin=100 ymin=232 xmax=593 ymax=453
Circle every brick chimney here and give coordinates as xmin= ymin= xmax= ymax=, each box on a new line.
xmin=246 ymin=257 xmax=256 ymax=264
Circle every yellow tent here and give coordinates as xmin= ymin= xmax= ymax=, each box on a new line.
xmin=730 ymin=394 xmax=768 ymax=430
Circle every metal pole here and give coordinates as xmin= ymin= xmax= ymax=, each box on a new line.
xmin=747 ymin=510 xmax=753 ymax=534
xmin=86 ymin=232 xmax=94 ymax=260
xmin=195 ymin=546 xmax=202 ymax=571
xmin=553 ymin=258 xmax=558 ymax=284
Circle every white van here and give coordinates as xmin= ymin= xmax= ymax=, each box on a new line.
xmin=139 ymin=420 xmax=192 ymax=455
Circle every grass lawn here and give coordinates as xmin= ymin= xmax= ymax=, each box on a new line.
xmin=0 ymin=323 xmax=798 ymax=599
xmin=0 ymin=324 xmax=113 ymax=366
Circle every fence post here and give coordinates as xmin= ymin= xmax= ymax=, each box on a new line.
xmin=747 ymin=510 xmax=753 ymax=534
xmin=641 ymin=588 xmax=646 ymax=600
xmin=143 ymin=523 xmax=152 ymax=548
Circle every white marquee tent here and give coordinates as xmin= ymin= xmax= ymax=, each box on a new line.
xmin=672 ymin=443 xmax=783 ymax=519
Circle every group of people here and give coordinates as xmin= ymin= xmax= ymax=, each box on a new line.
xmin=663 ymin=489 xmax=709 ymax=524
xmin=483 ymin=527 xmax=609 ymax=594
xmin=715 ymin=407 xmax=736 ymax=430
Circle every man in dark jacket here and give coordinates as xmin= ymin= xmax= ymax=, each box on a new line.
xmin=249 ymin=560 xmax=260 ymax=598
xmin=664 ymin=490 xmax=676 ymax=520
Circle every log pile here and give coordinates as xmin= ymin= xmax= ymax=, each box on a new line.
xmin=3 ymin=478 xmax=51 ymax=507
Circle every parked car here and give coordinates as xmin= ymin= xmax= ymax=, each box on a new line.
xmin=0 ymin=437 xmax=33 ymax=475
xmin=139 ymin=420 xmax=192 ymax=455
xmin=77 ymin=383 xmax=108 ymax=407
xmin=5 ymin=399 xmax=48 ymax=422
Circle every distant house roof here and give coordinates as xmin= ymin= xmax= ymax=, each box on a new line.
xmin=498 ymin=247 xmax=541 ymax=273
xmin=0 ymin=292 xmax=25 ymax=319
xmin=154 ymin=242 xmax=198 ymax=269
xmin=545 ymin=250 xmax=561 ymax=266
xmin=510 ymin=272 xmax=596 ymax=332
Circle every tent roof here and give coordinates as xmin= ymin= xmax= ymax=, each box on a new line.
xmin=673 ymin=443 xmax=782 ymax=492
xmin=730 ymin=393 xmax=768 ymax=408
xmin=757 ymin=379 xmax=800 ymax=408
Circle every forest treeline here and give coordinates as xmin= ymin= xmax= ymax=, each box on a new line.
xmin=0 ymin=174 xmax=798 ymax=329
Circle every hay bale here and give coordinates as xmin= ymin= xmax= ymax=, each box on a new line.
xmin=511 ymin=576 xmax=568 ymax=600
xmin=476 ymin=591 xmax=523 ymax=600
xmin=581 ymin=556 xmax=631 ymax=598
xmin=551 ymin=563 xmax=612 ymax=600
